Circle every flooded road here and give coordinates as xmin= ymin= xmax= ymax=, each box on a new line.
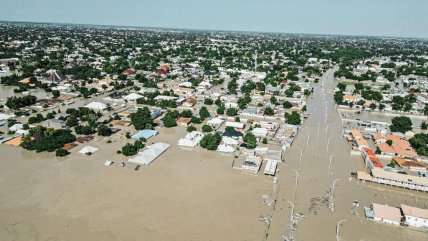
xmin=0 ymin=84 xmax=48 ymax=100
xmin=267 ymin=68 xmax=428 ymax=241
xmin=0 ymin=69 xmax=427 ymax=241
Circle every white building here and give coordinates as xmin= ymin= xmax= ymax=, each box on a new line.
xmin=242 ymin=156 xmax=261 ymax=173
xmin=217 ymin=143 xmax=235 ymax=153
xmin=365 ymin=203 xmax=402 ymax=226
xmin=401 ymin=204 xmax=428 ymax=228
xmin=225 ymin=121 xmax=245 ymax=129
xmin=85 ymin=102 xmax=107 ymax=111
xmin=252 ymin=127 xmax=268 ymax=138
xmin=128 ymin=142 xmax=170 ymax=165
xmin=207 ymin=117 xmax=225 ymax=129
xmin=178 ymin=131 xmax=204 ymax=148
xmin=123 ymin=93 xmax=143 ymax=101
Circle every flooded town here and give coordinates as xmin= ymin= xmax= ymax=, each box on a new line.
xmin=1 ymin=7 xmax=428 ymax=241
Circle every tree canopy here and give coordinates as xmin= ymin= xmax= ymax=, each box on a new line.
xmin=130 ymin=107 xmax=153 ymax=130
xmin=390 ymin=116 xmax=412 ymax=133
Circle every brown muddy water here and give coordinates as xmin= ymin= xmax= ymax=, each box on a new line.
xmin=266 ymin=69 xmax=428 ymax=241
xmin=0 ymin=126 xmax=275 ymax=241
xmin=1 ymin=69 xmax=427 ymax=241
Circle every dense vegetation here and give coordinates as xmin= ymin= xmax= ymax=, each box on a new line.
xmin=130 ymin=107 xmax=153 ymax=130
xmin=409 ymin=133 xmax=428 ymax=156
xmin=6 ymin=95 xmax=37 ymax=109
xmin=390 ymin=116 xmax=412 ymax=133
xmin=21 ymin=126 xmax=76 ymax=152
xmin=200 ymin=132 xmax=222 ymax=150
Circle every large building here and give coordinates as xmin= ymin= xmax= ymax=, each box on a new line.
xmin=401 ymin=204 xmax=428 ymax=228
xmin=365 ymin=203 xmax=402 ymax=226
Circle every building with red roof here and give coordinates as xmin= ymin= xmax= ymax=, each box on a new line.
xmin=156 ymin=69 xmax=168 ymax=75
xmin=361 ymin=147 xmax=383 ymax=171
xmin=122 ymin=69 xmax=136 ymax=75
xmin=160 ymin=64 xmax=170 ymax=73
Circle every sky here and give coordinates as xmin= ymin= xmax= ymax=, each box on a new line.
xmin=1 ymin=0 xmax=427 ymax=38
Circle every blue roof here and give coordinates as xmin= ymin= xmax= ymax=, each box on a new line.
xmin=132 ymin=129 xmax=158 ymax=140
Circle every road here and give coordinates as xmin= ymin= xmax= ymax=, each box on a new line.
xmin=265 ymin=68 xmax=428 ymax=241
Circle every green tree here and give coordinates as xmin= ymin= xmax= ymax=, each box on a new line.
xmin=199 ymin=106 xmax=211 ymax=119
xmin=121 ymin=143 xmax=138 ymax=156
xmin=65 ymin=116 xmax=78 ymax=127
xmin=21 ymin=127 xmax=76 ymax=153
xmin=286 ymin=111 xmax=301 ymax=125
xmin=244 ymin=132 xmax=257 ymax=149
xmin=52 ymin=90 xmax=60 ymax=98
xmin=204 ymin=98 xmax=213 ymax=105
xmin=97 ymin=124 xmax=113 ymax=136
xmin=390 ymin=116 xmax=412 ymax=133
xmin=191 ymin=116 xmax=202 ymax=124
xmin=180 ymin=110 xmax=193 ymax=118
xmin=216 ymin=106 xmax=225 ymax=115
xmin=226 ymin=108 xmax=238 ymax=116
xmin=409 ymin=133 xmax=428 ymax=156
xmin=270 ymin=96 xmax=277 ymax=104
xmin=283 ymin=101 xmax=292 ymax=109
xmin=133 ymin=140 xmax=145 ymax=150
xmin=162 ymin=110 xmax=179 ymax=128
xmin=202 ymin=124 xmax=213 ymax=132
xmin=187 ymin=125 xmax=197 ymax=132
xmin=56 ymin=148 xmax=70 ymax=157
xmin=200 ymin=132 xmax=222 ymax=150
xmin=334 ymin=91 xmax=344 ymax=105
xmin=337 ymin=82 xmax=346 ymax=92
xmin=6 ymin=95 xmax=37 ymax=109
xmin=130 ymin=107 xmax=153 ymax=130
xmin=264 ymin=107 xmax=274 ymax=116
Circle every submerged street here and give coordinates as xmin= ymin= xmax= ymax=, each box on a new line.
xmin=267 ymin=68 xmax=428 ymax=241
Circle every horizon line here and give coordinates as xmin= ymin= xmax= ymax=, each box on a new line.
xmin=1 ymin=19 xmax=428 ymax=41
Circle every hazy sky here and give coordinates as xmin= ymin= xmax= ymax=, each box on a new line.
xmin=1 ymin=0 xmax=427 ymax=38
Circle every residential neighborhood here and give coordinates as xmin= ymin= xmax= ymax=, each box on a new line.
xmin=1 ymin=13 xmax=428 ymax=241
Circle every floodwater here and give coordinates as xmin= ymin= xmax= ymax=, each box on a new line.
xmin=1 ymin=69 xmax=427 ymax=241
xmin=0 ymin=84 xmax=48 ymax=100
xmin=0 ymin=125 xmax=275 ymax=241
xmin=266 ymin=68 xmax=428 ymax=241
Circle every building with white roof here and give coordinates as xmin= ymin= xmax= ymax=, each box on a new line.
xmin=85 ymin=102 xmax=107 ymax=111
xmin=217 ymin=143 xmax=235 ymax=153
xmin=225 ymin=121 xmax=245 ymax=129
xmin=252 ymin=127 xmax=268 ymax=138
xmin=207 ymin=117 xmax=225 ymax=129
xmin=123 ymin=93 xmax=143 ymax=101
xmin=128 ymin=142 xmax=170 ymax=165
xmin=178 ymin=131 xmax=204 ymax=148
